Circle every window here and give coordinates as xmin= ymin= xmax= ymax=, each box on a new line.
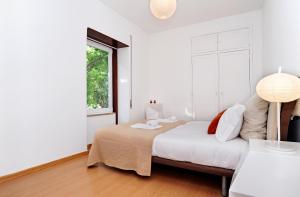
xmin=86 ymin=39 xmax=112 ymax=115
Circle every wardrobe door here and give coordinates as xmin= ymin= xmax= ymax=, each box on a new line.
xmin=192 ymin=54 xmax=219 ymax=120
xmin=219 ymin=50 xmax=251 ymax=110
xmin=191 ymin=34 xmax=218 ymax=55
xmin=218 ymin=29 xmax=249 ymax=51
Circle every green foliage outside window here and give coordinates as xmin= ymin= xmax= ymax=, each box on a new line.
xmin=86 ymin=45 xmax=109 ymax=109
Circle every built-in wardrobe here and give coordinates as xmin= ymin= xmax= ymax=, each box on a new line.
xmin=192 ymin=28 xmax=251 ymax=120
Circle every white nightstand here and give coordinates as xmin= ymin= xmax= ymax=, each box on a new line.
xmin=229 ymin=139 xmax=300 ymax=197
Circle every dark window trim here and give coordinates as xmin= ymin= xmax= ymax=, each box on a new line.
xmin=112 ymin=49 xmax=118 ymax=124
xmin=87 ymin=28 xmax=129 ymax=49
xmin=87 ymin=28 xmax=129 ymax=124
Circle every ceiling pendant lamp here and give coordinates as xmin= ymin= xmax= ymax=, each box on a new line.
xmin=150 ymin=0 xmax=177 ymax=20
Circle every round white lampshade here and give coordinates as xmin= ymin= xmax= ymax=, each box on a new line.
xmin=256 ymin=73 xmax=300 ymax=103
xmin=150 ymin=0 xmax=176 ymax=20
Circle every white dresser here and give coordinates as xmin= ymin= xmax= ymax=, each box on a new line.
xmin=229 ymin=139 xmax=300 ymax=197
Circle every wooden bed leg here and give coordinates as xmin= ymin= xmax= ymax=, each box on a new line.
xmin=221 ymin=176 xmax=228 ymax=197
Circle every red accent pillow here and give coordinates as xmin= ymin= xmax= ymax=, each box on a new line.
xmin=208 ymin=110 xmax=226 ymax=134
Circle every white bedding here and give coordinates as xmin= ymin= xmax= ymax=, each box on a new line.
xmin=152 ymin=121 xmax=248 ymax=170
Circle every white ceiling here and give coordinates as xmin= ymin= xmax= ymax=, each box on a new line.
xmin=99 ymin=0 xmax=263 ymax=33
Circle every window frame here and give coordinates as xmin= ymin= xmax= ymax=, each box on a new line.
xmin=86 ymin=39 xmax=113 ymax=115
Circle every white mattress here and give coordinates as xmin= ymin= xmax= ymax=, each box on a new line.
xmin=152 ymin=121 xmax=248 ymax=170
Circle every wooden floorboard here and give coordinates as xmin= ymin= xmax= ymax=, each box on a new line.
xmin=0 ymin=155 xmax=221 ymax=197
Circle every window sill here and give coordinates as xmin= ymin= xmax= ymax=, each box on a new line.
xmin=87 ymin=112 xmax=115 ymax=117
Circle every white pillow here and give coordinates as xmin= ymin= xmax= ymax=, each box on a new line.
xmin=216 ymin=104 xmax=246 ymax=142
xmin=240 ymin=95 xmax=269 ymax=141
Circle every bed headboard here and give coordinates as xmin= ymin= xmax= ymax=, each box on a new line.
xmin=281 ymin=100 xmax=297 ymax=141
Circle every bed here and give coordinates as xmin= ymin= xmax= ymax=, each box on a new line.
xmin=87 ymin=120 xmax=247 ymax=196
xmin=153 ymin=121 xmax=248 ymax=170
xmin=152 ymin=121 xmax=248 ymax=196
xmin=87 ymin=121 xmax=248 ymax=173
xmin=88 ymin=121 xmax=248 ymax=170
xmin=152 ymin=101 xmax=296 ymax=196
xmin=87 ymin=101 xmax=296 ymax=197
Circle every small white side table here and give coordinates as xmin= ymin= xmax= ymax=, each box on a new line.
xmin=229 ymin=139 xmax=300 ymax=197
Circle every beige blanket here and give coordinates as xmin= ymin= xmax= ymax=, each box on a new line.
xmin=87 ymin=121 xmax=185 ymax=176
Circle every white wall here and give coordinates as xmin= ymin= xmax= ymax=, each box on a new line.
xmin=0 ymin=0 xmax=148 ymax=176
xmin=263 ymin=0 xmax=300 ymax=75
xmin=147 ymin=10 xmax=263 ymax=120
xmin=129 ymin=36 xmax=149 ymax=121
xmin=118 ymin=35 xmax=149 ymax=122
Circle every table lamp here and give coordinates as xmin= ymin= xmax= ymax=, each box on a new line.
xmin=256 ymin=67 xmax=300 ymax=152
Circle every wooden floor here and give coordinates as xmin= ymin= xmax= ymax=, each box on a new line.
xmin=0 ymin=155 xmax=221 ymax=197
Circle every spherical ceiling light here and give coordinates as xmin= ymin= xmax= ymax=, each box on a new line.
xmin=150 ymin=0 xmax=177 ymax=20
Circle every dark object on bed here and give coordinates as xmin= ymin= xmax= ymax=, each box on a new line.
xmin=287 ymin=116 xmax=300 ymax=142
xmin=281 ymin=101 xmax=297 ymax=141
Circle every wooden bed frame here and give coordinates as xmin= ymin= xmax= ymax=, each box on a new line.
xmin=151 ymin=101 xmax=297 ymax=196
xmin=152 ymin=156 xmax=233 ymax=196
xmin=152 ymin=156 xmax=233 ymax=177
